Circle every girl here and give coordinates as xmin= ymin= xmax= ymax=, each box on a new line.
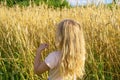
xmin=34 ymin=19 xmax=86 ymax=80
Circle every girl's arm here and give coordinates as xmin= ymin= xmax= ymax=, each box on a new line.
xmin=34 ymin=44 xmax=50 ymax=75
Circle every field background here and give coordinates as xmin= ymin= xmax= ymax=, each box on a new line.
xmin=0 ymin=1 xmax=120 ymax=80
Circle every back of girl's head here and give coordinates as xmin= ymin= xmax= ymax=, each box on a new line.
xmin=56 ymin=19 xmax=86 ymax=79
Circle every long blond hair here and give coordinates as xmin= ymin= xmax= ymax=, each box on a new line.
xmin=56 ymin=19 xmax=86 ymax=79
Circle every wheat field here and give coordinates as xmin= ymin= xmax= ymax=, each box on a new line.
xmin=0 ymin=4 xmax=120 ymax=80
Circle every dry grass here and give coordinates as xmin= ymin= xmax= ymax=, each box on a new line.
xmin=0 ymin=5 xmax=120 ymax=80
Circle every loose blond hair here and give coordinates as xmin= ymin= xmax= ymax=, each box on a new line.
xmin=56 ymin=19 xmax=86 ymax=79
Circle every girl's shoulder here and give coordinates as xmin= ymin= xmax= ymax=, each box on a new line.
xmin=45 ymin=51 xmax=61 ymax=69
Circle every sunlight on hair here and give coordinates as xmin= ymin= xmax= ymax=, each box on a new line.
xmin=56 ymin=19 xmax=86 ymax=79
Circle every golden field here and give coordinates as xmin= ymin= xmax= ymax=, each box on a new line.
xmin=0 ymin=5 xmax=120 ymax=80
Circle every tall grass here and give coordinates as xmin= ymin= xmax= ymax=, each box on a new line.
xmin=0 ymin=5 xmax=120 ymax=80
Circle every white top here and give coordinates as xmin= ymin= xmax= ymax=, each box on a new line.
xmin=45 ymin=51 xmax=76 ymax=80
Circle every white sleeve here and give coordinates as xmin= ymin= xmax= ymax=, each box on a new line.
xmin=45 ymin=52 xmax=58 ymax=69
